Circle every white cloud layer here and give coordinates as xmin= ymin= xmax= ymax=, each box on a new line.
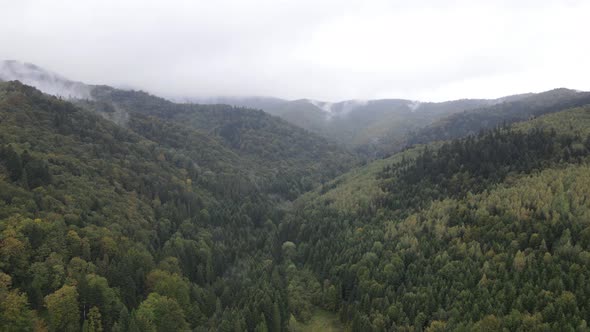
xmin=1 ymin=0 xmax=589 ymax=101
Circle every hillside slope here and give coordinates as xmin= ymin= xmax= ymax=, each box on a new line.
xmin=279 ymin=106 xmax=590 ymax=331
xmin=197 ymin=96 xmax=495 ymax=151
xmin=82 ymin=86 xmax=358 ymax=198
xmin=0 ymin=81 xmax=353 ymax=331
xmin=193 ymin=94 xmax=548 ymax=156
xmin=0 ymin=61 xmax=358 ymax=197
xmin=407 ymin=88 xmax=590 ymax=146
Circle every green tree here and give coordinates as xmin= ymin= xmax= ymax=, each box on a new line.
xmin=83 ymin=306 xmax=103 ymax=332
xmin=473 ymin=315 xmax=502 ymax=331
xmin=2 ymin=146 xmax=23 ymax=181
xmin=114 ymin=306 xmax=129 ymax=332
xmin=145 ymin=269 xmax=190 ymax=308
xmin=270 ymin=301 xmax=281 ymax=332
xmin=0 ymin=273 xmax=35 ymax=331
xmin=44 ymin=285 xmax=80 ymax=332
xmin=255 ymin=313 xmax=269 ymax=332
xmin=135 ymin=293 xmax=188 ymax=332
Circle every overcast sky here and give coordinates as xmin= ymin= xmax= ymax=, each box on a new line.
xmin=1 ymin=0 xmax=589 ymax=101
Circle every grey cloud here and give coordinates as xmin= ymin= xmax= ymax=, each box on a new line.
xmin=0 ymin=0 xmax=588 ymax=102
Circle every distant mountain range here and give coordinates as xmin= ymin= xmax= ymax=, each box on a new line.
xmin=185 ymin=93 xmax=548 ymax=152
xmin=2 ymin=60 xmax=588 ymax=156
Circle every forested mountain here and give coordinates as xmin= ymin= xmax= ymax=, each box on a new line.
xmin=188 ymin=94 xmax=549 ymax=156
xmin=8 ymin=60 xmax=588 ymax=157
xmin=279 ymin=105 xmax=590 ymax=331
xmin=81 ymin=86 xmax=358 ymax=199
xmin=0 ymin=81 xmax=354 ymax=331
xmin=2 ymin=59 xmax=590 ymax=332
xmin=0 ymin=61 xmax=357 ymax=197
xmin=198 ymin=90 xmax=590 ymax=158
xmin=406 ymin=88 xmax=590 ymax=146
xmin=188 ymin=96 xmax=495 ymax=151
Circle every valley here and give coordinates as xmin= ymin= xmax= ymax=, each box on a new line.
xmin=1 ymin=61 xmax=590 ymax=331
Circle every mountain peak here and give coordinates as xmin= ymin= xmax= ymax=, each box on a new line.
xmin=0 ymin=60 xmax=92 ymax=99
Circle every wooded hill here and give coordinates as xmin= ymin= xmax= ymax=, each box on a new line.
xmin=280 ymin=105 xmax=590 ymax=331
xmin=2 ymin=77 xmax=590 ymax=331
xmin=0 ymin=81 xmax=354 ymax=331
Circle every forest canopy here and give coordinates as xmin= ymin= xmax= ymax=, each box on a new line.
xmin=1 ymin=80 xmax=590 ymax=331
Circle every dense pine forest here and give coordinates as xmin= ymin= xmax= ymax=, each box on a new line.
xmin=2 ymin=78 xmax=590 ymax=332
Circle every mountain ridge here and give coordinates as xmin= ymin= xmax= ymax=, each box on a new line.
xmin=4 ymin=60 xmax=587 ymax=156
